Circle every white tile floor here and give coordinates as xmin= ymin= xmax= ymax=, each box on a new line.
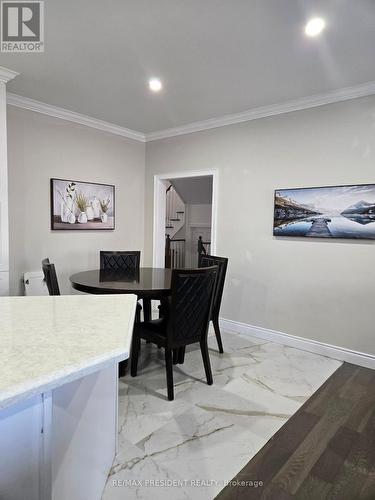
xmin=102 ymin=330 xmax=341 ymax=500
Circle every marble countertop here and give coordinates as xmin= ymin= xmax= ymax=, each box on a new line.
xmin=0 ymin=294 xmax=137 ymax=410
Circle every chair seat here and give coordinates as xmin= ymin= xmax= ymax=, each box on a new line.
xmin=134 ymin=319 xmax=167 ymax=346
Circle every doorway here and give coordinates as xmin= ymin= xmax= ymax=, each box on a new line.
xmin=153 ymin=170 xmax=218 ymax=268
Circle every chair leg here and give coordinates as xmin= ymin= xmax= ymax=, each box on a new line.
xmin=118 ymin=360 xmax=128 ymax=378
xmin=173 ymin=348 xmax=179 ymax=365
xmin=212 ymin=315 xmax=224 ymax=354
xmin=165 ymin=348 xmax=174 ymax=401
xmin=200 ymin=339 xmax=213 ymax=385
xmin=135 ymin=304 xmax=141 ymax=323
xmin=130 ymin=335 xmax=140 ymax=377
xmin=143 ymin=298 xmax=152 ymax=322
xmin=144 ymin=299 xmax=151 ymax=344
xmin=177 ymin=347 xmax=185 ymax=364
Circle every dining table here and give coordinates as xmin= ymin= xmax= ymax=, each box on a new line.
xmin=70 ymin=267 xmax=173 ymax=322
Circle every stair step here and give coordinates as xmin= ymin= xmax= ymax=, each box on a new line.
xmin=170 ymin=218 xmax=180 ymax=221
xmin=176 ymin=211 xmax=185 ymax=214
xmin=166 ymin=225 xmax=174 ymax=229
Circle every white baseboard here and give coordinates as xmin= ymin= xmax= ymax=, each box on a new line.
xmin=219 ymin=318 xmax=375 ymax=370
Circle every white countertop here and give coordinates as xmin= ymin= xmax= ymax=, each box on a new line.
xmin=0 ymin=294 xmax=137 ymax=409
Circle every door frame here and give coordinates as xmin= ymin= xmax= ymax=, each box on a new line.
xmin=153 ymin=169 xmax=218 ymax=268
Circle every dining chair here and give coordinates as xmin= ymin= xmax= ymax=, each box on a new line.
xmin=198 ymin=254 xmax=228 ymax=353
xmin=100 ymin=251 xmax=141 ymax=272
xmin=131 ymin=266 xmax=218 ymax=401
xmin=100 ymin=250 xmax=142 ymax=322
xmin=100 ymin=251 xmax=142 ymax=378
xmin=42 ymin=258 xmax=61 ymax=296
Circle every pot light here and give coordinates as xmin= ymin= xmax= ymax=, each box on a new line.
xmin=149 ymin=78 xmax=163 ymax=92
xmin=305 ymin=17 xmax=326 ymax=37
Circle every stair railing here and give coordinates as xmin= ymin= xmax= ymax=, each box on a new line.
xmin=198 ymin=236 xmax=211 ymax=257
xmin=165 ymin=235 xmax=186 ymax=269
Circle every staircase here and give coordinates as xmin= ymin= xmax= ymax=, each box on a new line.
xmin=165 ymin=183 xmax=186 ymax=268
xmin=165 ymin=184 xmax=185 ymax=238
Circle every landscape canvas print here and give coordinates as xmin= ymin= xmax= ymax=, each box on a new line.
xmin=274 ymin=184 xmax=375 ymax=239
xmin=51 ymin=179 xmax=115 ymax=230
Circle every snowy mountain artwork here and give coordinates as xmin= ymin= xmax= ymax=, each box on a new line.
xmin=274 ymin=184 xmax=375 ymax=239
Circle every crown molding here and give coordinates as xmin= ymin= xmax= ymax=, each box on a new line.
xmin=0 ymin=66 xmax=19 ymax=84
xmin=6 ymin=80 xmax=375 ymax=143
xmin=6 ymin=93 xmax=146 ymax=142
xmin=145 ymin=80 xmax=375 ymax=142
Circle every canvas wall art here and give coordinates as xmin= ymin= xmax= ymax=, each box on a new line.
xmin=51 ymin=179 xmax=115 ymax=230
xmin=274 ymin=184 xmax=375 ymax=239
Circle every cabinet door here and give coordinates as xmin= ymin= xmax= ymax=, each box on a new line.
xmin=0 ymin=395 xmax=43 ymax=500
xmin=52 ymin=365 xmax=117 ymax=500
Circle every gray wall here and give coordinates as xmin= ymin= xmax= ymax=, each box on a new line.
xmin=7 ymin=107 xmax=145 ymax=295
xmin=145 ymin=96 xmax=375 ymax=355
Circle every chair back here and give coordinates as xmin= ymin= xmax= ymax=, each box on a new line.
xmin=100 ymin=251 xmax=141 ymax=271
xmin=198 ymin=254 xmax=228 ymax=317
xmin=42 ymin=258 xmax=61 ymax=296
xmin=167 ymin=266 xmax=218 ymax=348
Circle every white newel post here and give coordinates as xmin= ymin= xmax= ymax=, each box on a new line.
xmin=0 ymin=66 xmax=18 ymax=296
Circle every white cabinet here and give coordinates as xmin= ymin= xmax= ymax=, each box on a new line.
xmin=0 ymin=364 xmax=118 ymax=500
xmin=0 ymin=395 xmax=43 ymax=500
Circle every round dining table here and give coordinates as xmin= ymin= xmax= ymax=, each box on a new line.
xmin=70 ymin=267 xmax=173 ymax=322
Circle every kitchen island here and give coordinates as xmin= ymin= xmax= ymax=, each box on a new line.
xmin=0 ymin=294 xmax=137 ymax=500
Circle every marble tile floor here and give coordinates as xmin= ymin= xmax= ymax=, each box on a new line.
xmin=102 ymin=330 xmax=342 ymax=500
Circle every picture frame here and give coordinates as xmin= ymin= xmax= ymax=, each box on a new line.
xmin=273 ymin=183 xmax=375 ymax=240
xmin=50 ymin=178 xmax=115 ymax=230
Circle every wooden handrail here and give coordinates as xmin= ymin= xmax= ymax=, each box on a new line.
xmin=198 ymin=236 xmax=211 ymax=256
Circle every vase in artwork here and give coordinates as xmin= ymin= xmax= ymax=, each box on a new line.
xmin=101 ymin=213 xmax=108 ymax=223
xmin=92 ymin=197 xmax=100 ymax=218
xmin=78 ymin=212 xmax=88 ymax=223
xmin=60 ymin=201 xmax=67 ymax=222
xmin=85 ymin=203 xmax=94 ymax=221
xmin=68 ymin=212 xmax=76 ymax=224
xmin=65 ymin=196 xmax=75 ymax=223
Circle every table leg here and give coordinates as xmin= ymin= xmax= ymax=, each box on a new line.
xmin=143 ymin=298 xmax=152 ymax=323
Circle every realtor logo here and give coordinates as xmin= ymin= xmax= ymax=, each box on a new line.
xmin=1 ymin=1 xmax=44 ymax=52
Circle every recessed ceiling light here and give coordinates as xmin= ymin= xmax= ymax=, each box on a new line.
xmin=305 ymin=17 xmax=326 ymax=37
xmin=149 ymin=78 xmax=163 ymax=92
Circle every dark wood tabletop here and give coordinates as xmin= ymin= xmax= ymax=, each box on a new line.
xmin=70 ymin=268 xmax=173 ymax=323
xmin=70 ymin=268 xmax=173 ymax=298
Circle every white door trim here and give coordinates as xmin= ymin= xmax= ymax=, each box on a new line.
xmin=153 ymin=169 xmax=218 ymax=268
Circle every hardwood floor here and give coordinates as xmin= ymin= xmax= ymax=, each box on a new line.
xmin=216 ymin=363 xmax=375 ymax=500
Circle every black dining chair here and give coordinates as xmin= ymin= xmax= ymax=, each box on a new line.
xmin=100 ymin=251 xmax=142 ymax=378
xmin=100 ymin=251 xmax=141 ymax=272
xmin=131 ymin=266 xmax=218 ymax=401
xmin=100 ymin=250 xmax=142 ymax=321
xmin=198 ymin=254 xmax=228 ymax=354
xmin=42 ymin=258 xmax=61 ymax=296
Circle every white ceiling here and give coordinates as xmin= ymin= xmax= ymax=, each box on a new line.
xmin=1 ymin=0 xmax=375 ymax=135
xmin=171 ymin=176 xmax=213 ymax=205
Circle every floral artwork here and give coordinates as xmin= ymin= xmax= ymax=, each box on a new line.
xmin=51 ymin=179 xmax=115 ymax=230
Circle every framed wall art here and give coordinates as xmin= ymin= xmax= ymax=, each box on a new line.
xmin=51 ymin=178 xmax=115 ymax=230
xmin=274 ymin=184 xmax=375 ymax=239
